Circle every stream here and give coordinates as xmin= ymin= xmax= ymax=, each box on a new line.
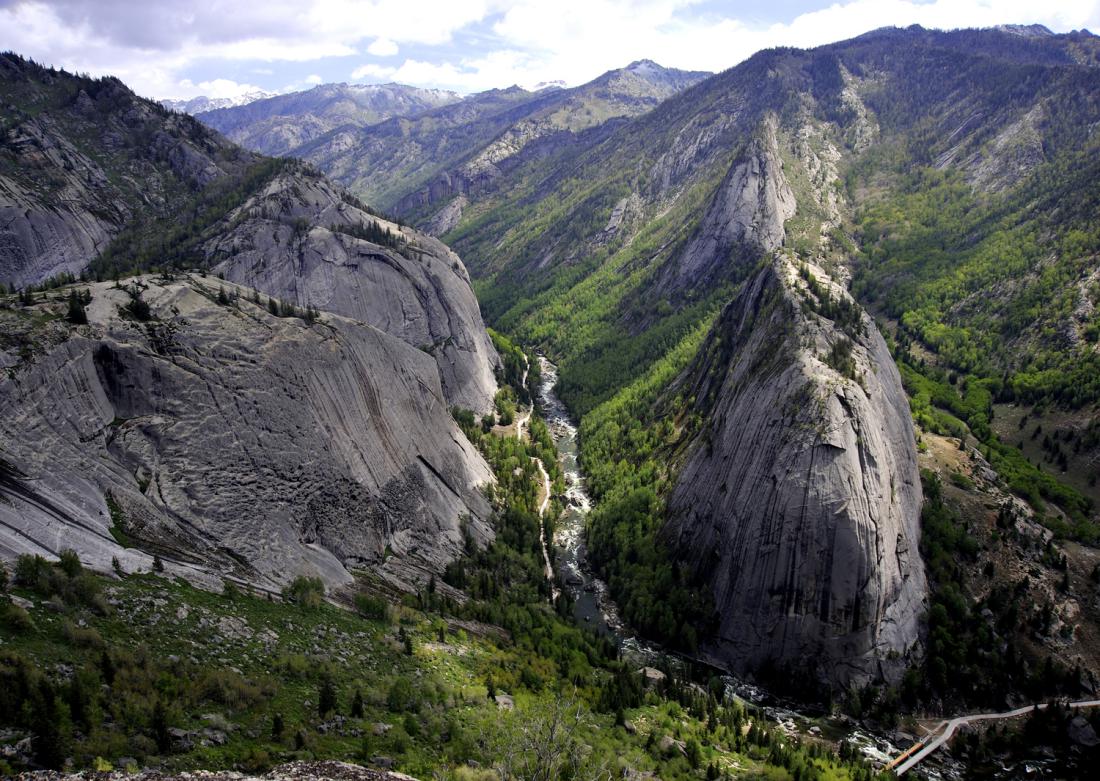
xmin=534 ymin=356 xmax=922 ymax=774
xmin=537 ymin=357 xmax=698 ymax=669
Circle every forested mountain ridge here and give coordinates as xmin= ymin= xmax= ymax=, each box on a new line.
xmin=282 ymin=60 xmax=710 ymax=216
xmin=0 ymin=52 xmax=257 ymax=288
xmin=439 ymin=25 xmax=1100 ymax=694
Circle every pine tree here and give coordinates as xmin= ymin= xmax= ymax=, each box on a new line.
xmin=29 ymin=679 xmax=66 ymax=769
xmin=99 ymin=649 xmax=116 ymax=685
xmin=66 ymin=290 xmax=88 ymax=324
xmin=318 ymin=674 xmax=337 ymax=718
xmin=152 ymin=699 xmax=171 ymax=753
xmin=67 ymin=674 xmax=90 ymax=732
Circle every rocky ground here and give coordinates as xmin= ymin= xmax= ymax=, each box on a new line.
xmin=16 ymin=760 xmax=418 ymax=781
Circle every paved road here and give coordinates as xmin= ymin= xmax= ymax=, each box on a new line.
xmin=893 ymin=699 xmax=1100 ymax=776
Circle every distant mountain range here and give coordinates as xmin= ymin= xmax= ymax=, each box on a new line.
xmin=191 ymin=82 xmax=463 ymax=157
xmin=182 ymin=60 xmax=711 ymax=211
xmin=161 ymin=90 xmax=276 ymax=114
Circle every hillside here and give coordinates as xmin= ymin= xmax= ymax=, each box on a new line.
xmin=0 ymin=53 xmax=257 ymax=288
xmin=440 ymin=25 xmax=1100 ymax=694
xmin=0 ymin=53 xmax=499 ymax=412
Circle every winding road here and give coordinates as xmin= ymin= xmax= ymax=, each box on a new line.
xmin=890 ymin=699 xmax=1100 ymax=775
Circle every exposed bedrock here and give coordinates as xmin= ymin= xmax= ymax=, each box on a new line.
xmin=667 ymin=258 xmax=927 ymax=686
xmin=0 ymin=277 xmax=493 ymax=591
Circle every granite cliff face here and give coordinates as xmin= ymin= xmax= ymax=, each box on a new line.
xmin=0 ymin=277 xmax=493 ymax=591
xmin=0 ymin=54 xmax=499 ymax=413
xmin=666 ymin=115 xmax=796 ymax=293
xmin=203 ymin=169 xmax=500 ymax=413
xmin=666 ymin=258 xmax=926 ymax=685
xmin=0 ymin=54 xmax=254 ymax=288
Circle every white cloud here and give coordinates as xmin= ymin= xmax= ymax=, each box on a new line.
xmin=340 ymin=0 xmax=1100 ymax=93
xmin=464 ymin=0 xmax=1100 ymax=91
xmin=305 ymin=74 xmax=324 ymax=84
xmin=351 ymin=62 xmax=398 ymax=80
xmin=367 ymin=37 xmax=399 ymax=56
xmin=177 ymin=77 xmax=269 ymax=99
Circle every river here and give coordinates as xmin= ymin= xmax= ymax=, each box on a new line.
xmin=534 ymin=356 xmax=921 ymax=772
xmin=537 ymin=357 xmax=700 ymax=667
xmin=536 ymin=357 xmax=622 ymax=635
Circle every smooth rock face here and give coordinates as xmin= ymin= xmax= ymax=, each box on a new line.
xmin=668 ymin=116 xmax=796 ymax=292
xmin=206 ymin=172 xmax=499 ymax=414
xmin=667 ymin=258 xmax=926 ymax=686
xmin=0 ymin=277 xmax=492 ymax=591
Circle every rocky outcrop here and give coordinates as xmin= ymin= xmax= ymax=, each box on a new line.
xmin=667 ymin=116 xmax=796 ymax=292
xmin=0 ymin=277 xmax=493 ymax=591
xmin=206 ymin=171 xmax=499 ymax=413
xmin=666 ymin=258 xmax=926 ymax=686
xmin=0 ymin=56 xmax=498 ymax=413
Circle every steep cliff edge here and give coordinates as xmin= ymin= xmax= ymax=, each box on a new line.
xmin=666 ymin=257 xmax=926 ymax=685
xmin=0 ymin=277 xmax=493 ymax=591
xmin=205 ymin=171 xmax=499 ymax=414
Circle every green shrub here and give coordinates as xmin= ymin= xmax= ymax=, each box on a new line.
xmin=354 ymin=592 xmax=388 ymax=621
xmin=0 ymin=601 xmax=34 ymax=633
xmin=14 ymin=554 xmax=48 ymax=588
xmin=282 ymin=576 xmax=324 ymax=609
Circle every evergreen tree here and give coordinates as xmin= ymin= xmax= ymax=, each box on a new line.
xmin=67 ymin=674 xmax=91 ymax=733
xmin=66 ymin=290 xmax=88 ymax=324
xmin=29 ymin=679 xmax=67 ymax=769
xmin=318 ymin=674 xmax=337 ymax=718
xmin=151 ymin=699 xmax=171 ymax=753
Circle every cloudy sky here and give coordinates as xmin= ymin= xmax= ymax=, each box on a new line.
xmin=2 ymin=0 xmax=1099 ymax=100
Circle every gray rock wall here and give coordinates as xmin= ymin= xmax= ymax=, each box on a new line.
xmin=667 ymin=115 xmax=796 ymax=292
xmin=205 ymin=173 xmax=499 ymax=414
xmin=667 ymin=258 xmax=926 ymax=686
xmin=0 ymin=277 xmax=493 ymax=591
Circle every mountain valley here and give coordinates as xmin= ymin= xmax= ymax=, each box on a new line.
xmin=1 ymin=18 xmax=1100 ymax=781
